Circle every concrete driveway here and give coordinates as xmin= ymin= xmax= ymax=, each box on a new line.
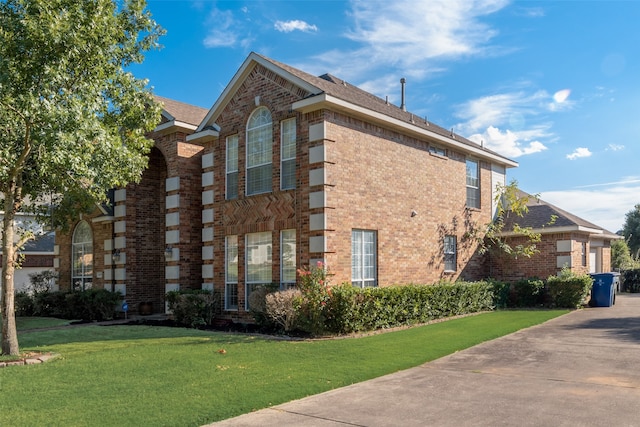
xmin=209 ymin=294 xmax=640 ymax=426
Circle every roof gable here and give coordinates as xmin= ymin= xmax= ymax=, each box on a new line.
xmin=192 ymin=52 xmax=517 ymax=167
xmin=503 ymin=190 xmax=620 ymax=239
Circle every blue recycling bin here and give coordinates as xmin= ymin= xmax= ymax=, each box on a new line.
xmin=590 ymin=273 xmax=618 ymax=307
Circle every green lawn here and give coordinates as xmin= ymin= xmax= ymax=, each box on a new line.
xmin=4 ymin=310 xmax=566 ymax=426
xmin=16 ymin=317 xmax=73 ymax=331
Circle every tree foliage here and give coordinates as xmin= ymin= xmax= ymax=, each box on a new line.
xmin=471 ymin=180 xmax=551 ymax=258
xmin=611 ymin=238 xmax=640 ymax=271
xmin=622 ymin=204 xmax=640 ymax=258
xmin=0 ymin=0 xmax=164 ymax=355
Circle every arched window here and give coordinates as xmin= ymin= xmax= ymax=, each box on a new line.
xmin=72 ymin=220 xmax=93 ymax=291
xmin=246 ymin=106 xmax=272 ymax=195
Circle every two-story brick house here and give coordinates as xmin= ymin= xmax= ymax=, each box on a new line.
xmin=55 ymin=52 xmax=519 ymax=317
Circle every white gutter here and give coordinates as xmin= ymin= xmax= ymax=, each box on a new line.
xmin=292 ymin=94 xmax=518 ymax=168
xmin=154 ymin=120 xmax=198 ymax=133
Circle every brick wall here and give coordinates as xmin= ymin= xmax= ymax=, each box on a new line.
xmin=201 ymin=62 xmax=497 ymax=320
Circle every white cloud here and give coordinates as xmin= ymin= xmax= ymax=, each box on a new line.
xmin=548 ymin=89 xmax=573 ymax=111
xmin=453 ymin=91 xmax=558 ymax=158
xmin=468 ymin=126 xmax=547 ymax=158
xmin=203 ymin=9 xmax=240 ymax=48
xmin=607 ymin=144 xmax=625 ymax=151
xmin=274 ymin=20 xmax=318 ymax=33
xmin=540 ymin=183 xmax=640 ymax=232
xmin=566 ymin=147 xmax=592 ymax=160
xmin=302 ymin=0 xmax=510 ymax=82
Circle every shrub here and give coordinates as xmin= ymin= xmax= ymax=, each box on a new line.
xmin=324 ymin=281 xmax=495 ymax=334
xmin=29 ymin=289 xmax=120 ymax=320
xmin=33 ymin=291 xmax=69 ymax=318
xmin=27 ymin=270 xmax=57 ymax=294
xmin=510 ymin=278 xmax=546 ymax=307
xmin=488 ymin=279 xmax=511 ymax=308
xmin=546 ymin=268 xmax=592 ymax=308
xmin=295 ymin=261 xmax=332 ymax=336
xmin=264 ymin=288 xmax=302 ymax=332
xmin=248 ymin=285 xmax=280 ymax=331
xmin=621 ymin=269 xmax=640 ymax=293
xmin=166 ymin=289 xmax=220 ymax=328
xmin=15 ymin=292 xmax=35 ymax=317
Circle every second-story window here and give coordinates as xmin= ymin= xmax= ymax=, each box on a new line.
xmin=226 ymin=135 xmax=238 ymax=200
xmin=246 ymin=107 xmax=272 ymax=195
xmin=466 ymin=158 xmax=480 ymax=209
xmin=281 ymin=118 xmax=296 ymax=190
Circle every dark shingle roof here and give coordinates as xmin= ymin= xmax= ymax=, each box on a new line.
xmin=154 ymin=95 xmax=208 ymax=126
xmin=503 ymin=190 xmax=619 ymax=238
xmin=22 ymin=231 xmax=55 ymax=253
xmin=255 ymin=53 xmax=510 ymax=162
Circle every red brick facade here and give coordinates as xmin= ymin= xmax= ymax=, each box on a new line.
xmin=54 ymin=53 xmax=523 ymax=318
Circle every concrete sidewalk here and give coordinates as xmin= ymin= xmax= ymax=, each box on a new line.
xmin=210 ymin=293 xmax=640 ymax=426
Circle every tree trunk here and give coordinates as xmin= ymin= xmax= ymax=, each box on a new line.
xmin=1 ymin=196 xmax=20 ymax=356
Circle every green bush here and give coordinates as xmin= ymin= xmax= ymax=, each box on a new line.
xmin=546 ymin=269 xmax=592 ymax=308
xmin=248 ymin=284 xmax=281 ymax=332
xmin=510 ymin=278 xmax=546 ymax=307
xmin=166 ymin=289 xmax=221 ymax=328
xmin=15 ymin=292 xmax=35 ymax=317
xmin=324 ymin=281 xmax=495 ymax=334
xmin=489 ymin=279 xmax=511 ymax=309
xmin=29 ymin=289 xmax=120 ymax=320
xmin=621 ymin=269 xmax=640 ymax=293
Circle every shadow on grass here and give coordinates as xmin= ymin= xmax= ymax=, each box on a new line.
xmin=18 ymin=323 xmax=273 ymax=348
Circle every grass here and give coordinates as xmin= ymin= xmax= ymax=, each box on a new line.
xmin=16 ymin=317 xmax=73 ymax=331
xmin=2 ymin=310 xmax=567 ymax=426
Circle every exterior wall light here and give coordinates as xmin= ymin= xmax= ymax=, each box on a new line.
xmin=164 ymin=245 xmax=173 ymax=259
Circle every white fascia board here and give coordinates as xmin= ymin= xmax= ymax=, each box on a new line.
xmin=161 ymin=110 xmax=176 ymax=122
xmin=292 ymin=94 xmax=519 ymax=168
xmin=186 ymin=128 xmax=220 ymax=143
xmin=154 ymin=120 xmax=198 ymax=133
xmin=92 ymin=215 xmax=115 ymax=223
xmin=197 ymin=52 xmax=321 ymax=132
xmin=500 ymin=225 xmax=604 ymax=237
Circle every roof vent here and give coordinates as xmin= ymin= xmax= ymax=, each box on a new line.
xmin=400 ymin=78 xmax=406 ymax=111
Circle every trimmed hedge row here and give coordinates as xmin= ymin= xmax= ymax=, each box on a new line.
xmin=324 ymin=281 xmax=494 ymax=334
xmin=16 ymin=289 xmax=121 ymax=321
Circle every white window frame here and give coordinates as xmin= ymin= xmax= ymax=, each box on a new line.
xmin=429 ymin=145 xmax=447 ymax=157
xmin=444 ymin=235 xmax=457 ymax=272
xmin=72 ymin=220 xmax=93 ymax=291
xmin=245 ymin=231 xmax=272 ymax=310
xmin=280 ymin=229 xmax=296 ymax=289
xmin=225 ymin=235 xmax=238 ymax=311
xmin=280 ymin=118 xmax=296 ymax=190
xmin=226 ymin=135 xmax=238 ymax=200
xmin=352 ymin=229 xmax=377 ymax=288
xmin=246 ymin=107 xmax=272 ymax=196
xmin=466 ymin=158 xmax=480 ymax=209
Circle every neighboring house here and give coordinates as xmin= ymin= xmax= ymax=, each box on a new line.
xmin=489 ymin=191 xmax=621 ymax=282
xmin=55 ymin=52 xmax=520 ymax=318
xmin=0 ymin=211 xmax=55 ymax=293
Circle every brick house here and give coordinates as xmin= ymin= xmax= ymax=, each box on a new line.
xmin=55 ymin=52 xmax=522 ymax=317
xmin=489 ymin=191 xmax=620 ymax=282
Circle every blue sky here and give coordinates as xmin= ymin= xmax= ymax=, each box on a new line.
xmin=132 ymin=0 xmax=640 ymax=233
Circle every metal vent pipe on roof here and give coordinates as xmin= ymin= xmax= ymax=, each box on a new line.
xmin=400 ymin=78 xmax=406 ymax=111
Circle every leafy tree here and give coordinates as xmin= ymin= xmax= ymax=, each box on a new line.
xmin=611 ymin=238 xmax=639 ymax=271
xmin=0 ymin=0 xmax=163 ymax=355
xmin=469 ymin=180 xmax=553 ymax=258
xmin=622 ymin=204 xmax=640 ymax=258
